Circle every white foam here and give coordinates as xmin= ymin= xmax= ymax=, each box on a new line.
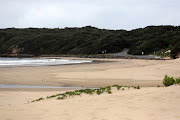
xmin=0 ymin=58 xmax=92 ymax=67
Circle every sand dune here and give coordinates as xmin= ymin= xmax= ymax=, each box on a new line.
xmin=0 ymin=85 xmax=180 ymax=120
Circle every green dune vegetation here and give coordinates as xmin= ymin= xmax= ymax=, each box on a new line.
xmin=31 ymin=75 xmax=180 ymax=103
xmin=0 ymin=25 xmax=180 ymax=58
xmin=31 ymin=85 xmax=141 ymax=102
xmin=163 ymin=75 xmax=180 ymax=87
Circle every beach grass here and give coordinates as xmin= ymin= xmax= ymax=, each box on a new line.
xmin=31 ymin=85 xmax=141 ymax=103
xmin=31 ymin=97 xmax=44 ymax=102
xmin=31 ymin=75 xmax=180 ymax=103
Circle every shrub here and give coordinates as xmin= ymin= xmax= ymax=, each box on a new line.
xmin=61 ymin=93 xmax=67 ymax=97
xmin=163 ymin=75 xmax=175 ymax=87
xmin=106 ymin=86 xmax=111 ymax=90
xmin=100 ymin=88 xmax=106 ymax=92
xmin=107 ymin=90 xmax=112 ymax=94
xmin=112 ymin=85 xmax=122 ymax=90
xmin=96 ymin=89 xmax=102 ymax=95
xmin=175 ymin=78 xmax=180 ymax=84
xmin=57 ymin=97 xmax=64 ymax=100
xmin=84 ymin=89 xmax=95 ymax=94
xmin=137 ymin=85 xmax=140 ymax=89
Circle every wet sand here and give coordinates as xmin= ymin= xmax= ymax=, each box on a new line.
xmin=0 ymin=57 xmax=179 ymax=87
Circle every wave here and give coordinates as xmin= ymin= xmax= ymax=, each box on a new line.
xmin=0 ymin=58 xmax=92 ymax=67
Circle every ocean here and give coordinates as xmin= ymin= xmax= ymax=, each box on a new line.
xmin=0 ymin=57 xmax=92 ymax=67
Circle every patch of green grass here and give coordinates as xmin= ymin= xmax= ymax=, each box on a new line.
xmin=107 ymin=90 xmax=112 ymax=94
xmin=31 ymin=85 xmax=142 ymax=102
xmin=84 ymin=89 xmax=95 ymax=94
xmin=57 ymin=97 xmax=64 ymax=100
xmin=96 ymin=89 xmax=103 ymax=95
xmin=105 ymin=86 xmax=112 ymax=94
xmin=112 ymin=85 xmax=122 ymax=90
xmin=65 ymin=91 xmax=77 ymax=97
xmin=100 ymin=88 xmax=106 ymax=92
xmin=47 ymin=95 xmax=57 ymax=99
xmin=106 ymin=86 xmax=111 ymax=90
xmin=31 ymin=97 xmax=44 ymax=102
xmin=61 ymin=93 xmax=67 ymax=97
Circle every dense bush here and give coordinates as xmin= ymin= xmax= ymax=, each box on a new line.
xmin=0 ymin=25 xmax=180 ymax=57
xmin=170 ymin=38 xmax=180 ymax=58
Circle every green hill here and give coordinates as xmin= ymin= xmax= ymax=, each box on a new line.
xmin=0 ymin=25 xmax=179 ymax=58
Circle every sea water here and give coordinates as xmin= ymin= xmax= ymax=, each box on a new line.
xmin=0 ymin=84 xmax=94 ymax=89
xmin=0 ymin=57 xmax=92 ymax=67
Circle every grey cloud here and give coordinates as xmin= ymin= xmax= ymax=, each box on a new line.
xmin=0 ymin=0 xmax=179 ymax=30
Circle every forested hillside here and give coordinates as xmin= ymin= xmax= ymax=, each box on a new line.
xmin=0 ymin=25 xmax=179 ymax=58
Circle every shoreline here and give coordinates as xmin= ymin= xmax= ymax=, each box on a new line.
xmin=0 ymin=57 xmax=114 ymax=68
xmin=0 ymin=57 xmax=179 ymax=88
xmin=0 ymin=53 xmax=167 ymax=60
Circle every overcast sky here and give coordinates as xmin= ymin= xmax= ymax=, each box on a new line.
xmin=0 ymin=0 xmax=180 ymax=30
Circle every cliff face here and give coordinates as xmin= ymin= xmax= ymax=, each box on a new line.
xmin=10 ymin=45 xmax=21 ymax=54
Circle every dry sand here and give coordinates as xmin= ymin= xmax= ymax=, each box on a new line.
xmin=0 ymin=85 xmax=180 ymax=120
xmin=0 ymin=58 xmax=180 ymax=120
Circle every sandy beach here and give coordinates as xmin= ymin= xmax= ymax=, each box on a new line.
xmin=0 ymin=58 xmax=180 ymax=120
xmin=0 ymin=57 xmax=179 ymax=87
